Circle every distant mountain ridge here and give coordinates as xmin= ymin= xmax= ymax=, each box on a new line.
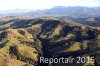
xmin=0 ymin=6 xmax=100 ymax=18
xmin=24 ymin=6 xmax=100 ymax=18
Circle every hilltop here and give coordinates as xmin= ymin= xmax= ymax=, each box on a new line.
xmin=0 ymin=18 xmax=100 ymax=66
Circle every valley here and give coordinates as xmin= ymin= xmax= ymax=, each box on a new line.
xmin=0 ymin=17 xmax=100 ymax=66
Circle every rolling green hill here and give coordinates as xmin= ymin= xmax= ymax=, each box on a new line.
xmin=0 ymin=17 xmax=100 ymax=66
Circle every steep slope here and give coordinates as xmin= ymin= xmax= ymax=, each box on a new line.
xmin=0 ymin=18 xmax=100 ymax=66
xmin=0 ymin=29 xmax=42 ymax=66
xmin=64 ymin=17 xmax=100 ymax=27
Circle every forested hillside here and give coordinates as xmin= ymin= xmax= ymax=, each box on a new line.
xmin=0 ymin=18 xmax=100 ymax=66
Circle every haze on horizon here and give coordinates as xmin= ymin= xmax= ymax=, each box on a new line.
xmin=0 ymin=0 xmax=100 ymax=10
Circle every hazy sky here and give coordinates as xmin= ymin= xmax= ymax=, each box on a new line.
xmin=0 ymin=0 xmax=100 ymax=10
